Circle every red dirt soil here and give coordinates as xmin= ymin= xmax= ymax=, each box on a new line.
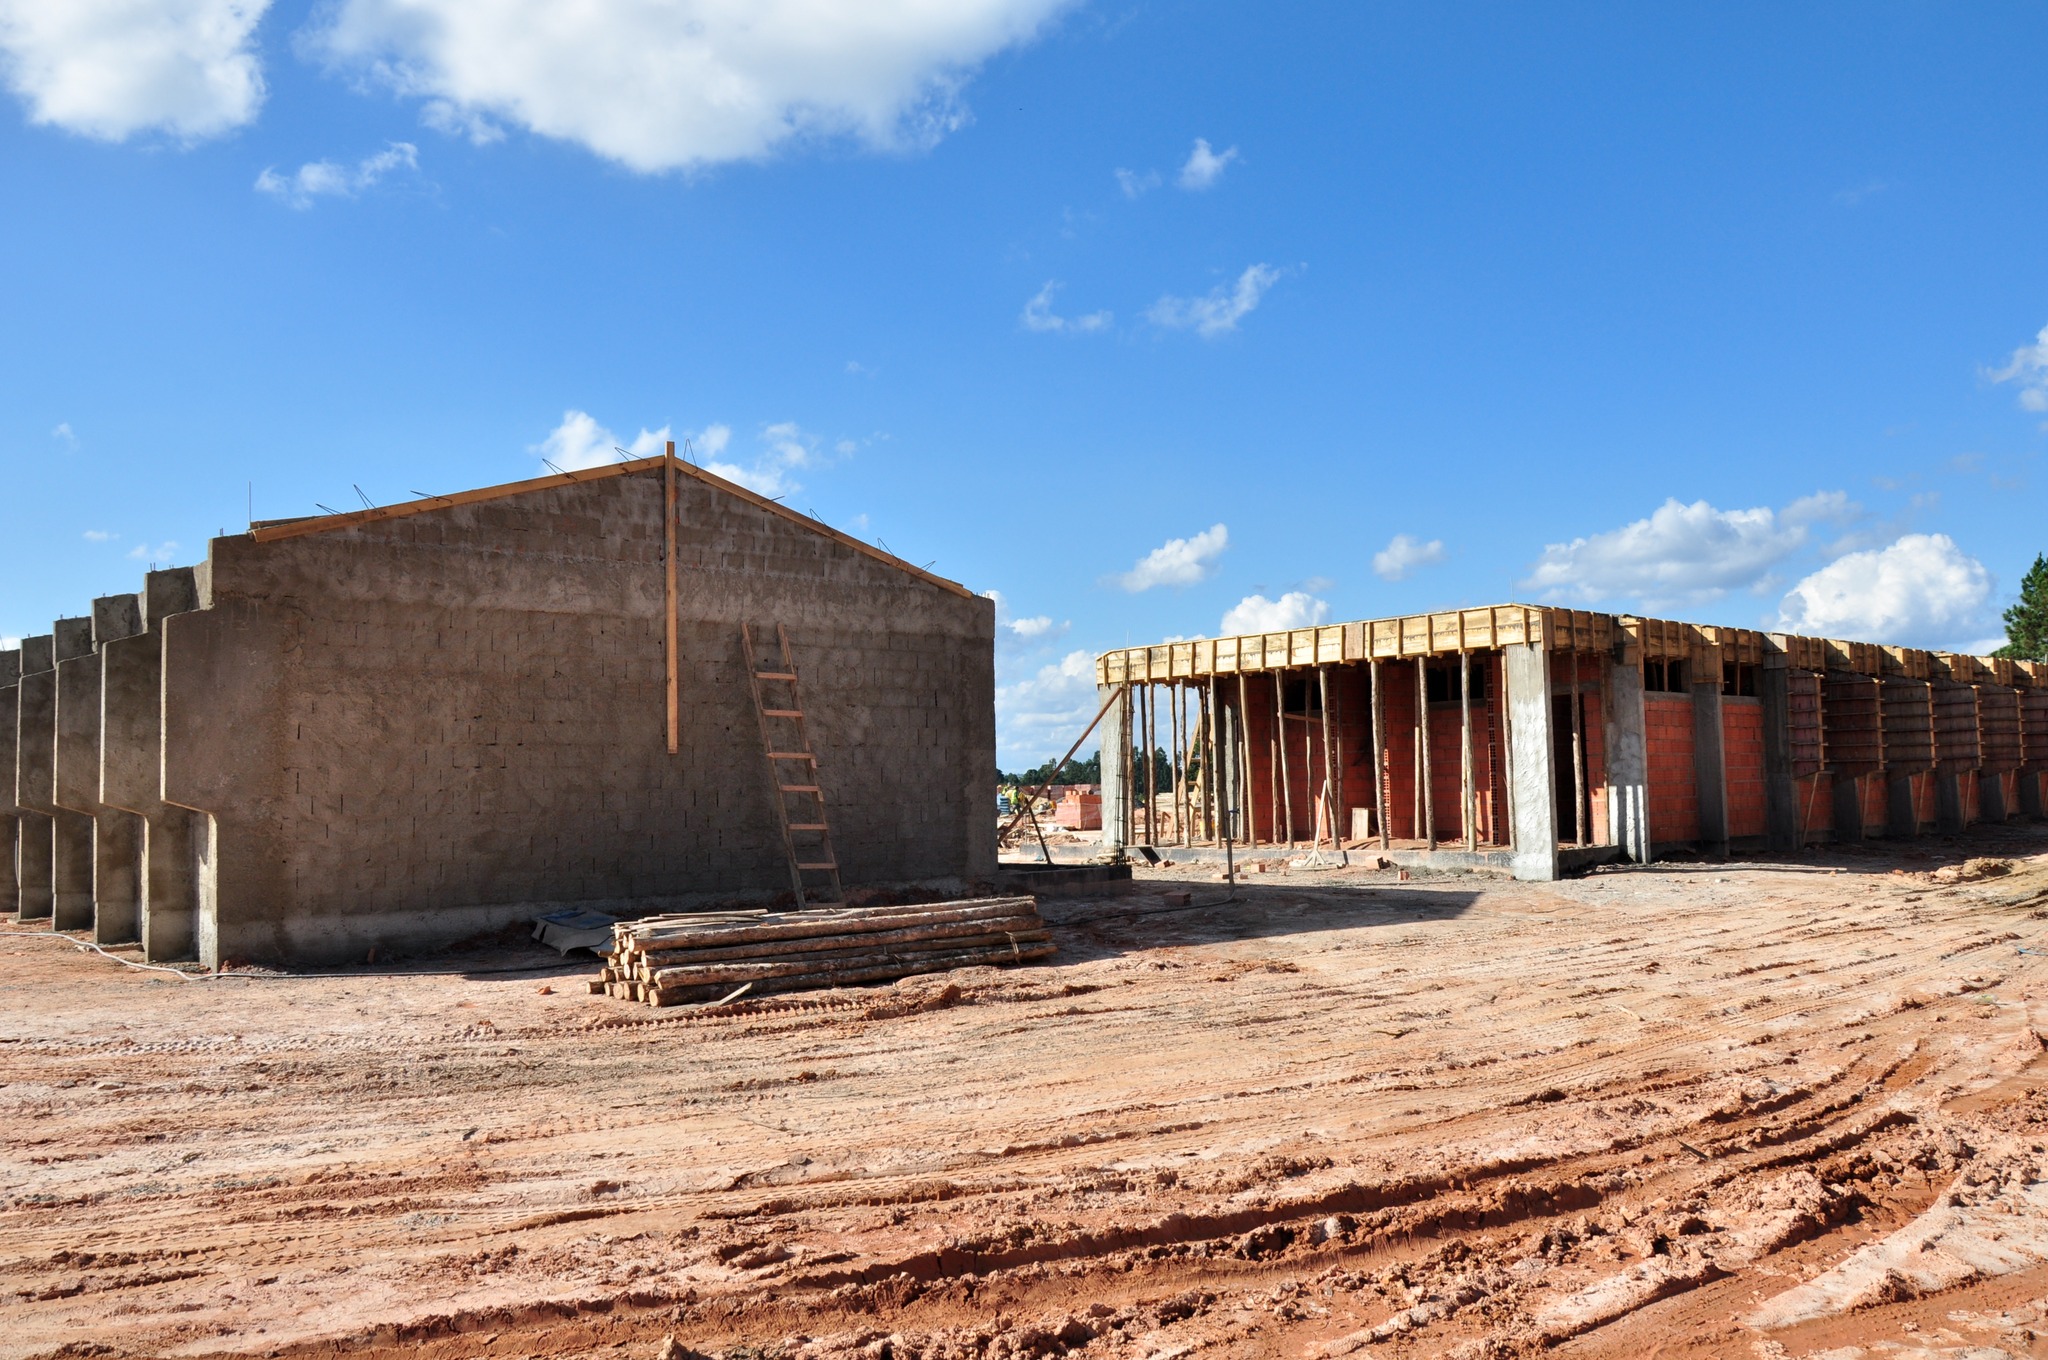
xmin=6 ymin=830 xmax=2048 ymax=1360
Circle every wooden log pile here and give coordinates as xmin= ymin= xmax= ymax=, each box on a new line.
xmin=591 ymin=896 xmax=1054 ymax=1007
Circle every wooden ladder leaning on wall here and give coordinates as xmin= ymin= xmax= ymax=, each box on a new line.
xmin=741 ymin=623 xmax=846 ymax=910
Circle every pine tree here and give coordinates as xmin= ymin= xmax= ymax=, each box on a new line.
xmin=1994 ymin=553 xmax=2048 ymax=660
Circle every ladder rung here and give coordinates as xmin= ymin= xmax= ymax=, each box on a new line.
xmin=766 ymin=751 xmax=814 ymax=760
xmin=788 ymin=822 xmax=828 ymax=832
xmin=762 ymin=709 xmax=804 ymax=719
xmin=779 ymin=784 xmax=820 ymax=794
xmin=797 ymin=861 xmax=837 ymax=871
xmin=755 ymin=671 xmax=797 ymax=681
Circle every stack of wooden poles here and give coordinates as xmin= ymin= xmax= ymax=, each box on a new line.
xmin=592 ymin=896 xmax=1054 ymax=1007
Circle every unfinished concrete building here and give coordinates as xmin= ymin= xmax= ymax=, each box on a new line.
xmin=1096 ymin=606 xmax=2048 ymax=881
xmin=6 ymin=453 xmax=995 ymax=965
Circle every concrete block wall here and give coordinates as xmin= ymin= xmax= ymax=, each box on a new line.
xmin=149 ymin=461 xmax=992 ymax=966
xmin=0 ymin=645 xmax=16 ymax=917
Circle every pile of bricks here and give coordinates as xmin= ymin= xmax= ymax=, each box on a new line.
xmin=594 ymin=896 xmax=1054 ymax=1007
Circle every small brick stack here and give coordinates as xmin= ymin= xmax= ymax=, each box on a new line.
xmin=593 ymin=896 xmax=1055 ymax=1007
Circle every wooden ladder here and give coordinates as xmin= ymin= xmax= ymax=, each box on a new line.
xmin=741 ymin=623 xmax=844 ymax=909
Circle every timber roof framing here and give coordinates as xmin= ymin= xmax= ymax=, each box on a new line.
xmin=1095 ymin=602 xmax=2048 ymax=688
xmin=245 ymin=454 xmax=974 ymax=599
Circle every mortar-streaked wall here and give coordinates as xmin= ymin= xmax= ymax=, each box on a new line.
xmin=161 ymin=464 xmax=994 ymax=966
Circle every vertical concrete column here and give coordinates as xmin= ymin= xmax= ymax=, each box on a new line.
xmin=2022 ymin=769 xmax=2045 ymax=820
xmin=1603 ymin=654 xmax=1651 ymax=863
xmin=1886 ymin=774 xmax=1919 ymax=839
xmin=15 ymin=634 xmax=58 ymax=921
xmin=0 ymin=646 xmax=17 ymax=918
xmin=59 ymin=594 xmax=145 ymax=944
xmin=1691 ymin=646 xmax=1729 ymax=857
xmin=48 ymin=618 xmax=97 ymax=930
xmin=1831 ymin=774 xmax=1866 ymax=842
xmin=1979 ymin=771 xmax=2010 ymax=823
xmin=103 ymin=569 xmax=202 ymax=960
xmin=1505 ymin=642 xmax=1559 ymax=881
xmin=1760 ymin=651 xmax=1798 ymax=852
xmin=1097 ymin=682 xmax=1129 ymax=853
xmin=1934 ymin=771 xmax=1964 ymax=833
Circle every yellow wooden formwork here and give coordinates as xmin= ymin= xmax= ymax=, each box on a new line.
xmin=1095 ymin=601 xmax=2028 ymax=687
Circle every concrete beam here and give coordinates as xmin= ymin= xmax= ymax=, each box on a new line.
xmin=1603 ymin=657 xmax=1650 ymax=863
xmin=1505 ymin=643 xmax=1559 ymax=882
xmin=1690 ymin=652 xmax=1729 ymax=857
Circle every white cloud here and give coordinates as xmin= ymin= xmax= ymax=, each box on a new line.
xmin=1115 ymin=523 xmax=1228 ymax=592
xmin=995 ymin=647 xmax=1098 ymax=767
xmin=308 ymin=0 xmax=1073 ymax=174
xmin=1221 ymin=591 xmax=1328 ymax=635
xmin=255 ymin=141 xmax=418 ymax=209
xmin=1988 ymin=323 xmax=2048 ymax=417
xmin=1020 ymin=281 xmax=1110 ymax=334
xmin=1 ymin=635 xmax=18 ymax=650
xmin=1147 ymin=263 xmax=1281 ymax=338
xmin=982 ymin=588 xmax=1068 ymax=645
xmin=0 ymin=0 xmax=269 ymax=141
xmin=83 ymin=529 xmax=116 ymax=542
xmin=419 ymin=96 xmax=502 ymax=144
xmin=1522 ymin=495 xmax=1854 ymax=609
xmin=127 ymin=540 xmax=178 ymax=561
xmin=1372 ymin=533 xmax=1444 ymax=582
xmin=1777 ymin=533 xmax=1993 ymax=648
xmin=533 ymin=409 xmax=671 ymax=473
xmin=1113 ymin=166 xmax=1160 ymax=199
xmin=51 ymin=421 xmax=76 ymax=447
xmin=702 ymin=420 xmax=844 ymax=498
xmin=1177 ymin=137 xmax=1236 ymax=190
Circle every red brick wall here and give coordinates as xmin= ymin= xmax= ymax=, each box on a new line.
xmin=1646 ymin=693 xmax=1698 ymax=845
xmin=1722 ymin=699 xmax=1765 ymax=839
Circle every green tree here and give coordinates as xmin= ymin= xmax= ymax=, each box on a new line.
xmin=1994 ymin=553 xmax=2048 ymax=661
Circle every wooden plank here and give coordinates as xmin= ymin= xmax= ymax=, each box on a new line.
xmin=1370 ymin=658 xmax=1389 ymax=850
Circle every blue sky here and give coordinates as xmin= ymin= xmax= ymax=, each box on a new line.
xmin=3 ymin=2 xmax=2046 ymax=767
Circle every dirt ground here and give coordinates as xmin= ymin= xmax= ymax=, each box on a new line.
xmin=9 ymin=831 xmax=2048 ymax=1360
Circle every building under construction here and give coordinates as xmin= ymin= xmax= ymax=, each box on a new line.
xmin=3 ymin=453 xmax=996 ymax=966
xmin=1095 ymin=606 xmax=2048 ymax=881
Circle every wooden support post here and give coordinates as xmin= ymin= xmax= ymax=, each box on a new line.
xmin=1239 ymin=673 xmax=1257 ymax=846
xmin=1275 ymin=670 xmax=1295 ymax=845
xmin=1461 ymin=650 xmax=1476 ymax=853
xmin=1301 ymin=669 xmax=1316 ymax=848
xmin=664 ymin=443 xmax=679 ymax=755
xmin=1370 ymin=658 xmax=1389 ymax=849
xmin=1179 ymin=684 xmax=1196 ymax=843
xmin=1144 ymin=682 xmax=1157 ymax=845
xmin=1318 ymin=665 xmax=1339 ymax=851
xmin=1121 ymin=683 xmax=1135 ymax=849
xmin=1202 ymin=679 xmax=1218 ymax=844
xmin=1331 ymin=665 xmax=1348 ymax=847
xmin=1570 ymin=655 xmax=1587 ymax=848
xmin=1419 ymin=659 xmax=1437 ymax=850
